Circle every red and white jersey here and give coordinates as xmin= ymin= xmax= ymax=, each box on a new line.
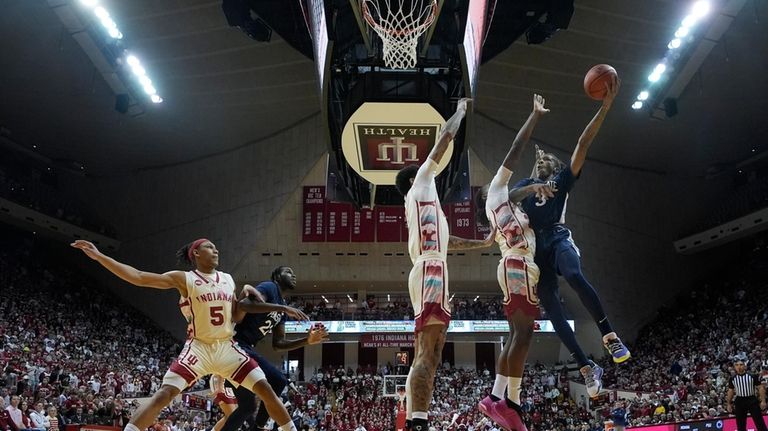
xmin=179 ymin=270 xmax=236 ymax=343
xmin=486 ymin=166 xmax=536 ymax=259
xmin=405 ymin=159 xmax=449 ymax=263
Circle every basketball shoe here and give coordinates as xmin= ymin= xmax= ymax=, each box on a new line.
xmin=487 ymin=400 xmax=527 ymax=431
xmin=478 ymin=395 xmax=495 ymax=416
xmin=581 ymin=361 xmax=603 ymax=398
xmin=603 ymin=332 xmax=631 ymax=363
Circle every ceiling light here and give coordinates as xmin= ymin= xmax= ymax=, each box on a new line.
xmin=638 ymin=91 xmax=650 ymax=101
xmin=691 ymin=1 xmax=710 ymax=18
xmin=138 ymin=75 xmax=152 ymax=87
xmin=131 ymin=65 xmax=147 ymax=76
xmin=108 ymin=28 xmax=122 ymax=39
xmin=143 ymin=85 xmax=157 ymax=95
xmin=648 ymin=72 xmax=662 ymax=82
xmin=675 ymin=27 xmax=689 ymax=38
xmin=80 ymin=0 xmax=99 ymax=7
xmin=93 ymin=6 xmax=109 ymax=20
xmin=150 ymin=95 xmax=163 ymax=104
xmin=126 ymin=55 xmax=140 ymax=67
xmin=632 ymin=101 xmax=643 ymax=110
xmin=653 ymin=63 xmax=667 ymax=74
xmin=100 ymin=17 xmax=117 ymax=29
xmin=681 ymin=15 xmax=697 ymax=28
xmin=668 ymin=38 xmax=682 ymax=49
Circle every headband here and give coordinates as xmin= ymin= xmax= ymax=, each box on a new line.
xmin=187 ymin=238 xmax=209 ymax=262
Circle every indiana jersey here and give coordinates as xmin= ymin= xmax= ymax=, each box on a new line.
xmin=486 ymin=166 xmax=536 ymax=258
xmin=233 ymin=281 xmax=287 ymax=348
xmin=180 ymin=270 xmax=236 ymax=343
xmin=513 ymin=165 xmax=578 ymax=231
xmin=405 ymin=159 xmax=449 ymax=263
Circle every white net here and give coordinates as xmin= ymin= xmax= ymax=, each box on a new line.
xmin=362 ymin=0 xmax=437 ymax=69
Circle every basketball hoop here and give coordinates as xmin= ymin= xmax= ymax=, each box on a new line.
xmin=361 ymin=0 xmax=437 ymax=69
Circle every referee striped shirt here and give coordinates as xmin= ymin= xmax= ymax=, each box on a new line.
xmin=729 ymin=373 xmax=760 ymax=397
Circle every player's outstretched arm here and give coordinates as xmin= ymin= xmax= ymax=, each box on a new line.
xmin=428 ymin=98 xmax=471 ymax=165
xmin=237 ymin=298 xmax=309 ymax=321
xmin=501 ymin=94 xmax=549 ymax=171
xmin=271 ymin=322 xmax=329 ymax=352
xmin=71 ymin=240 xmax=186 ymax=293
xmin=508 ymin=183 xmax=555 ymax=203
xmin=447 ymin=227 xmax=497 ymax=250
xmin=571 ymin=76 xmax=619 ymax=176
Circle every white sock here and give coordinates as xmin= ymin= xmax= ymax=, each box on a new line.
xmin=507 ymin=377 xmax=522 ymax=404
xmin=125 ymin=424 xmax=140 ymax=431
xmin=491 ymin=374 xmax=507 ymax=399
xmin=413 ymin=412 xmax=428 ymax=420
xmin=278 ymin=421 xmax=297 ymax=431
xmin=602 ymin=331 xmax=617 ymax=343
xmin=406 ymin=367 xmax=414 ymax=420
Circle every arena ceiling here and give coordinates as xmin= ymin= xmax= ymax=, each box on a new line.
xmin=0 ymin=0 xmax=766 ymax=178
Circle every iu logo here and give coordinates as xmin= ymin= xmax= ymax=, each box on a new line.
xmin=376 ymin=137 xmax=418 ymax=165
xmin=184 ymin=354 xmax=200 ymax=366
xmin=356 ymin=124 xmax=439 ymax=170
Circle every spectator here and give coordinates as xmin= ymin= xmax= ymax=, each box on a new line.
xmin=28 ymin=404 xmax=47 ymax=431
xmin=4 ymin=397 xmax=22 ymax=431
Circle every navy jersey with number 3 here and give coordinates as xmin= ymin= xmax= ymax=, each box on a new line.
xmin=513 ymin=166 xmax=579 ymax=231
xmin=233 ymin=281 xmax=287 ymax=348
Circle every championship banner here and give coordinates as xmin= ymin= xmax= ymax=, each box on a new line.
xmin=326 ymin=202 xmax=352 ymax=242
xmin=302 ymin=186 xmax=326 ymax=242
xmin=351 ymin=207 xmax=376 ymax=242
xmin=340 ymin=103 xmax=453 ymax=185
xmin=360 ymin=333 xmax=415 ymax=348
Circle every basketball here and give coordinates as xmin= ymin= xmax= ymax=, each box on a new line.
xmin=584 ymin=64 xmax=618 ymax=100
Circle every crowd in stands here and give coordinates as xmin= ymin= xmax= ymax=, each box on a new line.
xmin=596 ymin=234 xmax=768 ymax=427
xmin=3 ymin=222 xmax=768 ymax=431
xmin=0 ymin=229 xmax=182 ymax=428
xmin=271 ymin=363 xmax=604 ymax=431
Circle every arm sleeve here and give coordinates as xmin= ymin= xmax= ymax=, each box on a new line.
xmin=412 ymin=159 xmax=439 ymax=189
xmin=489 ymin=167 xmax=513 ymax=193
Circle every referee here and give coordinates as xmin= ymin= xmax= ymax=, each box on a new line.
xmin=726 ymin=358 xmax=768 ymax=431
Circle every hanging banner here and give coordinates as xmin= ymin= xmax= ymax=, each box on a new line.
xmin=326 ymin=202 xmax=352 ymax=242
xmin=302 ymin=186 xmax=326 ymax=242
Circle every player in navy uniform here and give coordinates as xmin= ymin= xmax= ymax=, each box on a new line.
xmin=511 ymin=77 xmax=629 ymax=398
xmin=220 ymin=266 xmax=329 ymax=431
